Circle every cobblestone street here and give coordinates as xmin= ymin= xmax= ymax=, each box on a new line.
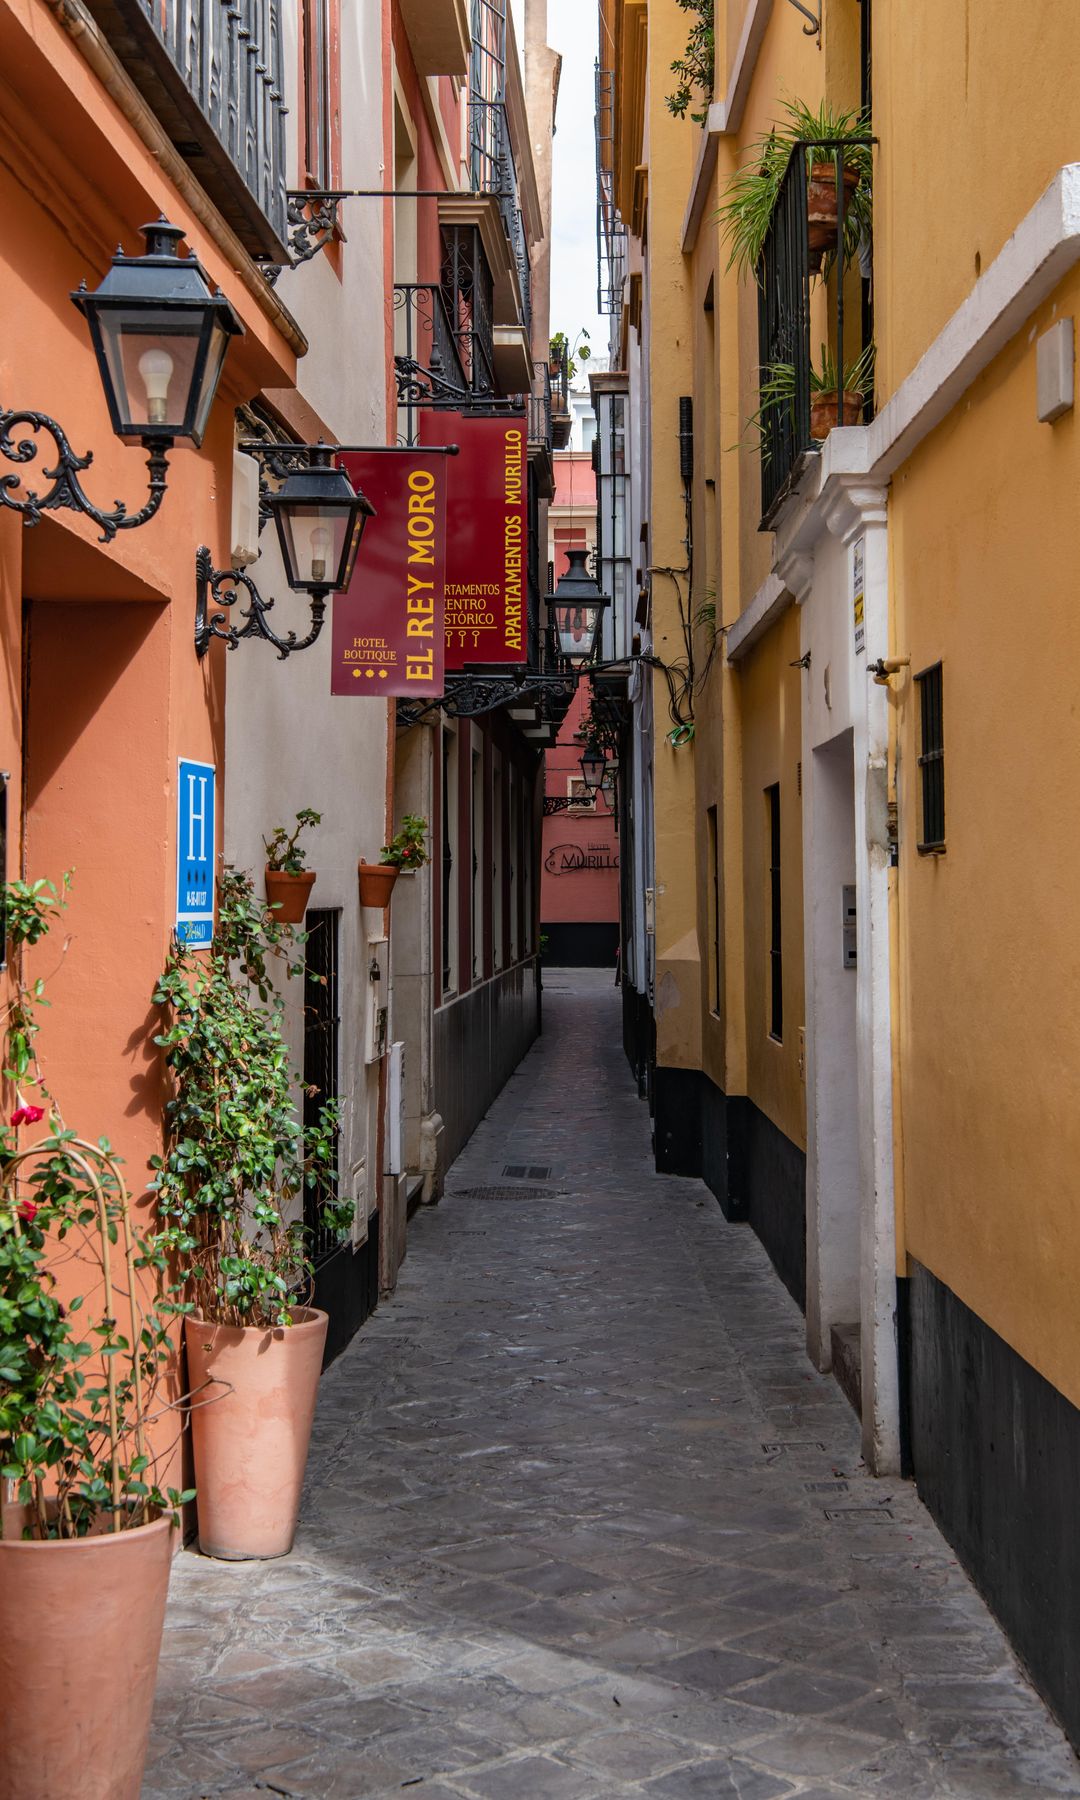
xmin=146 ymin=971 xmax=1080 ymax=1799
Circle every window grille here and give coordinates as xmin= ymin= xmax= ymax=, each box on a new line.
xmin=916 ymin=662 xmax=945 ymax=852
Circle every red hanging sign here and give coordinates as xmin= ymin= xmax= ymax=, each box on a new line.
xmin=330 ymin=451 xmax=447 ymax=696
xmin=421 ymin=410 xmax=528 ymax=668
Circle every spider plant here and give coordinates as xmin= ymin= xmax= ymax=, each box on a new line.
xmin=747 ymin=342 xmax=875 ymax=457
xmin=718 ymin=98 xmax=873 ymax=278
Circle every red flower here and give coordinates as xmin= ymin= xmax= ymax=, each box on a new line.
xmin=16 ymin=1200 xmax=37 ymax=1224
xmin=10 ymin=1105 xmax=44 ymax=1128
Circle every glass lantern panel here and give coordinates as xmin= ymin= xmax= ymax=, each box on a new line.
xmin=280 ymin=504 xmax=353 ymax=590
xmin=191 ymin=318 xmax=231 ymax=444
xmin=97 ymin=307 xmax=206 ymax=436
xmin=556 ymin=602 xmax=599 ymax=662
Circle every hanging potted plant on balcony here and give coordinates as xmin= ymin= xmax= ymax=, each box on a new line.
xmin=1 ymin=874 xmax=190 ymax=1800
xmin=152 ymin=870 xmax=351 ymax=1561
xmin=718 ymin=98 xmax=872 ymax=279
xmin=263 ymin=806 xmax=320 ymax=923
xmin=359 ymin=814 xmax=431 ymax=906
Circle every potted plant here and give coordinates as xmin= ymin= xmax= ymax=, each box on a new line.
xmin=751 ymin=342 xmax=874 ymax=454
xmin=152 ymin=869 xmax=352 ymax=1560
xmin=263 ymin=806 xmax=320 ymax=923
xmin=359 ymin=813 xmax=430 ymax=906
xmin=718 ymin=98 xmax=872 ymax=279
xmin=0 ymin=875 xmax=190 ymax=1800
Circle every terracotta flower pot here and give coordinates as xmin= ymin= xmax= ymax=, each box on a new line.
xmin=264 ymin=866 xmax=316 ymax=923
xmin=807 ymin=160 xmax=861 ymax=268
xmin=0 ymin=1512 xmax=173 ymax=1800
xmin=185 ymin=1307 xmax=328 ymax=1560
xmin=358 ymin=862 xmax=399 ymax=908
xmin=810 ymin=389 xmax=865 ymax=439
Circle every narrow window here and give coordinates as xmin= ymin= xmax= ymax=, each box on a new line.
xmin=767 ymin=784 xmax=783 ymax=1041
xmin=303 ymin=910 xmax=342 ymax=1263
xmin=303 ymin=0 xmax=334 ymax=188
xmin=706 ymin=804 xmax=720 ymax=1016
xmin=471 ymin=747 xmax=484 ymax=981
xmin=916 ymin=662 xmax=945 ymax=853
xmin=441 ymin=729 xmax=459 ymax=994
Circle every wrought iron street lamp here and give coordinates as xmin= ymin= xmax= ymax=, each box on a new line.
xmin=194 ymin=447 xmax=375 ymax=659
xmin=546 ymin=548 xmax=609 ymax=667
xmin=268 ymin=445 xmax=374 ymax=597
xmin=580 ymin=745 xmax=607 ymax=791
xmin=0 ymin=218 xmax=242 ymax=543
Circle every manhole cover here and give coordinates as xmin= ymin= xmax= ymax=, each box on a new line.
xmin=453 ymin=1185 xmax=562 ymax=1201
xmin=503 ymin=1164 xmax=552 ymax=1179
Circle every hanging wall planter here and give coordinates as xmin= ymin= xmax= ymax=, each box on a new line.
xmin=264 ymin=867 xmax=316 ymax=923
xmin=184 ymin=1307 xmax=328 ymax=1561
xmin=358 ymin=862 xmax=399 ymax=908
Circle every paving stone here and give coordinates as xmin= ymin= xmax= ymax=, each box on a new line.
xmin=147 ymin=973 xmax=1080 ymax=1799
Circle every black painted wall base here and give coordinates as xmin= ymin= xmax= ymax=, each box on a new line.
xmin=542 ymin=921 xmax=620 ymax=966
xmin=655 ymin=1065 xmax=806 ymax=1311
xmin=312 ymin=1209 xmax=381 ymax=1367
xmin=621 ymin=981 xmax=655 ymax=1103
xmin=904 ymin=1259 xmax=1080 ymax=1747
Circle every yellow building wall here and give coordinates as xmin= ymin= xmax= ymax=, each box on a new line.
xmin=892 ymin=265 xmax=1080 ymax=1408
xmin=876 ymin=0 xmax=1080 ymax=393
xmin=737 ymin=606 xmax=805 ymax=1151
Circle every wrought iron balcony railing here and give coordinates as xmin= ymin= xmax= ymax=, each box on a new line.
xmin=84 ymin=0 xmax=289 ymax=259
xmin=441 ymin=225 xmax=497 ymax=397
xmin=757 ymin=139 xmax=874 ymax=524
xmin=468 ymin=97 xmax=531 ymax=334
xmin=394 ymin=284 xmax=469 ymax=407
xmin=528 ymin=361 xmax=552 ymax=454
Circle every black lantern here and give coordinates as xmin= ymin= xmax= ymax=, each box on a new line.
xmin=72 ymin=219 xmax=242 ymax=448
xmin=580 ymin=744 xmax=606 ymax=791
xmin=546 ymin=547 xmax=609 ymax=667
xmin=268 ymin=444 xmax=375 ymax=596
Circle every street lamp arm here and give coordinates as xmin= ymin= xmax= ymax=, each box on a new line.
xmin=0 ymin=409 xmax=169 ymax=544
xmin=194 ymin=548 xmax=328 ymax=661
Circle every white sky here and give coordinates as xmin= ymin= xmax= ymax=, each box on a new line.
xmin=548 ymin=0 xmax=607 ymax=370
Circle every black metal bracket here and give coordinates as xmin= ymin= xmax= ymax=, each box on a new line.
xmin=194 ymin=547 xmax=327 ymax=661
xmin=542 ymin=793 xmax=596 ymax=815
xmin=393 ymin=355 xmax=521 ymax=415
xmin=396 ymin=670 xmax=578 ymax=729
xmin=0 ymin=408 xmax=169 ymax=543
xmin=785 ymin=0 xmax=821 ymax=36
xmin=258 ymin=191 xmax=348 ymax=284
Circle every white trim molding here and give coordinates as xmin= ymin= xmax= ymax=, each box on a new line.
xmin=681 ymin=0 xmax=774 ymax=253
xmin=725 ymin=570 xmax=790 ymax=660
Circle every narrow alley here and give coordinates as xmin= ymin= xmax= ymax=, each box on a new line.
xmin=146 ymin=974 xmax=1079 ymax=1800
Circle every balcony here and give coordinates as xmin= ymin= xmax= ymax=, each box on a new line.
xmin=467 ymin=97 xmax=532 ymax=341
xmin=396 ymin=0 xmax=470 ymax=79
xmin=549 ymin=344 xmax=571 ymax=449
xmin=440 ymin=226 xmax=497 ymax=397
xmin=528 ymin=360 xmax=554 ymax=501
xmin=756 ymin=140 xmax=874 ymax=525
xmin=82 ymin=0 xmax=289 ymax=260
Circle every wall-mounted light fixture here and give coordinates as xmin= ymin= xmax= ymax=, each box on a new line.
xmin=0 ymin=219 xmax=241 ymax=542
xmin=194 ymin=445 xmax=375 ymax=659
xmin=579 ymin=744 xmax=607 ymax=791
xmin=547 ymin=548 xmax=610 ymax=668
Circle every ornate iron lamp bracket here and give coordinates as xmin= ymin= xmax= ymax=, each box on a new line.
xmin=396 ymin=670 xmax=578 ymax=729
xmin=0 ymin=409 xmax=169 ymax=543
xmin=194 ymin=547 xmax=327 ymax=661
xmin=258 ymin=191 xmax=348 ymax=284
xmin=542 ymin=793 xmax=597 ymax=815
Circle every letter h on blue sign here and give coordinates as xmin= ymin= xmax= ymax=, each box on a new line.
xmin=176 ymin=759 xmax=216 ymax=948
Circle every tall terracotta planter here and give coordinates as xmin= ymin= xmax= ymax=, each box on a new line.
xmin=358 ymin=861 xmax=399 ymax=908
xmin=264 ymin=866 xmax=316 ymax=923
xmin=0 ymin=1513 xmax=173 ymax=1800
xmin=810 ymin=388 xmax=865 ymax=439
xmin=185 ymin=1307 xmax=328 ymax=1560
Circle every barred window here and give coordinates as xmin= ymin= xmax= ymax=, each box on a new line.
xmin=916 ymin=663 xmax=945 ymax=852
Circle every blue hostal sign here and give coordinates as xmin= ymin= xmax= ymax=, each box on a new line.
xmin=176 ymin=759 xmax=215 ymax=948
